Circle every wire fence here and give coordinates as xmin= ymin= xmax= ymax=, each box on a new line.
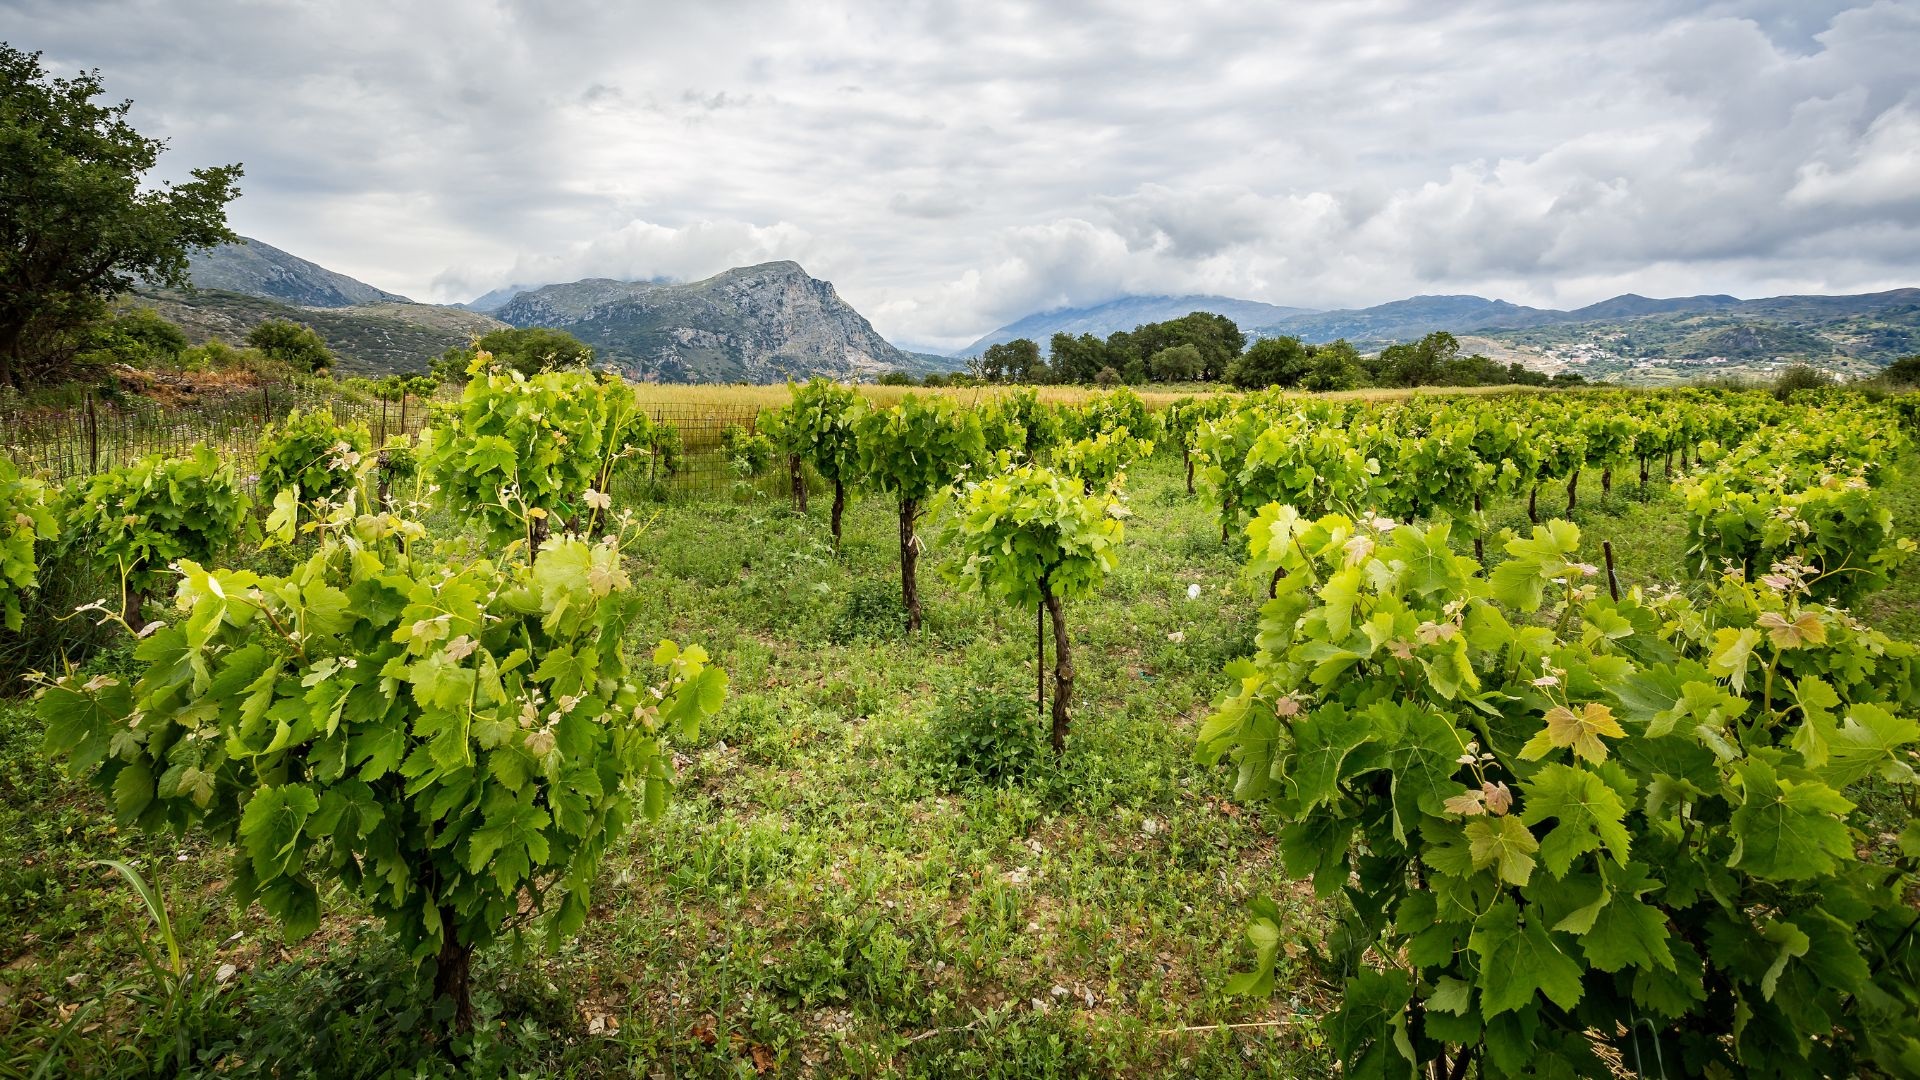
xmin=0 ymin=383 xmax=775 ymax=494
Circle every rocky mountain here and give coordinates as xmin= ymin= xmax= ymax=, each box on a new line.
xmin=491 ymin=262 xmax=941 ymax=383
xmin=458 ymin=283 xmax=544 ymax=313
xmin=135 ymin=288 xmax=503 ymax=377
xmin=957 ymin=294 xmax=1317 ymax=357
xmin=183 ymin=236 xmax=412 ymax=307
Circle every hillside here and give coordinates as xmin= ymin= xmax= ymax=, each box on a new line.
xmin=183 ymin=236 xmax=412 ymax=307
xmin=134 ymin=289 xmax=503 ymax=377
xmin=956 ymin=294 xmax=1317 ymax=357
xmin=492 ymin=262 xmax=942 ymax=383
xmin=1252 ymin=294 xmax=1561 ymax=346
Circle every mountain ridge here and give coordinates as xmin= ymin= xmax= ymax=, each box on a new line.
xmin=491 ymin=261 xmax=943 ymax=383
xmin=184 ymin=236 xmax=413 ymax=307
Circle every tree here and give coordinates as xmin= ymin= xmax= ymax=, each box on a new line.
xmin=1049 ymin=332 xmax=1111 ymax=385
xmin=1148 ymin=344 xmax=1204 ymax=382
xmin=944 ymin=463 xmax=1124 ymax=754
xmin=875 ymin=370 xmax=916 ymax=386
xmin=1227 ymin=335 xmax=1311 ymax=389
xmin=1094 ymin=366 xmax=1120 ymax=387
xmin=854 ymin=394 xmax=985 ymax=631
xmin=1882 ymin=354 xmax=1920 ymax=386
xmin=977 ymin=338 xmax=1044 ymax=383
xmin=0 ymin=45 xmax=242 ymax=388
xmin=246 ymin=319 xmax=334 ymax=373
xmin=1300 ymin=339 xmax=1365 ymax=392
xmin=1376 ymin=330 xmax=1461 ymax=387
xmin=1121 ymin=312 xmax=1245 ymax=381
xmin=477 ymin=327 xmax=594 ymax=377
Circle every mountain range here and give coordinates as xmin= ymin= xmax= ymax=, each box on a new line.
xmin=152 ymin=239 xmax=941 ymax=381
xmin=146 ymin=237 xmax=1918 ymax=383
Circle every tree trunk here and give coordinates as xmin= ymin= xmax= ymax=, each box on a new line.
xmin=123 ymin=587 xmax=146 ymax=632
xmin=830 ymin=480 xmax=845 ymax=546
xmin=433 ymin=915 xmax=475 ymax=1036
xmin=899 ymin=497 xmax=921 ymax=631
xmin=1036 ymin=601 xmax=1046 ymax=719
xmin=1472 ymin=494 xmax=1484 ymax=566
xmin=1665 ymin=450 xmax=1674 ymax=478
xmin=1566 ymin=469 xmax=1580 ymax=516
xmin=528 ymin=512 xmax=549 ymax=564
xmin=1639 ymin=456 xmax=1650 ymax=488
xmin=1601 ymin=467 xmax=1612 ymax=497
xmin=1527 ymin=485 xmax=1539 ymax=524
xmin=1183 ymin=448 xmax=1194 ymax=495
xmin=788 ymin=454 xmax=808 ymax=513
xmin=1042 ymin=581 xmax=1073 ymax=755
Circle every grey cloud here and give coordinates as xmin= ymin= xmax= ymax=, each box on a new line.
xmin=2 ymin=0 xmax=1916 ymax=347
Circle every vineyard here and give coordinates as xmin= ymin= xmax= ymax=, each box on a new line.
xmin=1 ymin=366 xmax=1918 ymax=1078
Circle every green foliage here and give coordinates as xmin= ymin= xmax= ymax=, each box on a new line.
xmin=921 ymin=685 xmax=1044 ymax=788
xmin=1148 ymin=343 xmax=1205 ymax=382
xmin=1201 ymin=507 xmax=1920 ymax=1078
xmin=1684 ymin=474 xmax=1910 ymax=604
xmin=875 ymin=370 xmax=917 ymax=386
xmin=420 ymin=368 xmax=642 ymax=547
xmin=824 ymin=578 xmax=909 ymax=643
xmin=245 ymin=320 xmax=334 ymax=374
xmin=1055 ymin=429 xmax=1154 ymax=495
xmin=985 ymin=387 xmax=1063 ymax=461
xmin=1068 ymin=386 xmax=1160 ymax=444
xmin=35 ymin=489 xmax=728 ymax=1025
xmin=74 ymin=307 xmax=189 ymax=373
xmin=976 ymin=338 xmax=1045 ymax=383
xmin=0 ymin=458 xmax=58 ymax=631
xmin=1227 ymin=336 xmax=1310 ymax=390
xmin=256 ymin=406 xmax=373 ymax=504
xmin=721 ymin=423 xmax=776 ymax=479
xmin=0 ymin=44 xmax=241 ymax=389
xmin=66 ymin=446 xmax=251 ymax=604
xmin=472 ymin=328 xmax=595 ymax=379
xmin=944 ymin=463 xmax=1126 ymax=611
xmin=855 ymin=394 xmax=986 ymax=505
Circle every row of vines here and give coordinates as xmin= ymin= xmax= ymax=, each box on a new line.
xmin=5 ymin=361 xmax=1919 ymax=1072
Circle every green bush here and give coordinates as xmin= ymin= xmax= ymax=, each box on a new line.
xmin=65 ymin=446 xmax=251 ymax=624
xmin=256 ymin=406 xmax=373 ymax=504
xmin=921 ymin=685 xmax=1044 ymax=789
xmin=1200 ymin=508 xmax=1920 ymax=1078
xmin=825 ymin=578 xmax=909 ymax=644
xmin=0 ymin=458 xmax=57 ymax=632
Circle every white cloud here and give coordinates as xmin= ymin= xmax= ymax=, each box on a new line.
xmin=5 ymin=0 xmax=1918 ymax=350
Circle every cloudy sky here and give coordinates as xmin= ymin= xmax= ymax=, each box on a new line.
xmin=8 ymin=0 xmax=1919 ymax=350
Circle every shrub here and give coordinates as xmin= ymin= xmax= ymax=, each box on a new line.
xmin=1093 ymin=366 xmax=1120 ymax=387
xmin=855 ymin=394 xmax=985 ymax=631
xmin=944 ymin=463 xmax=1125 ymax=752
xmin=256 ymin=406 xmax=373 ymax=504
xmin=37 ymin=488 xmax=728 ymax=1035
xmin=246 ymin=319 xmax=334 ymax=373
xmin=1200 ymin=508 xmax=1920 ymax=1078
xmin=721 ymin=423 xmax=776 ymax=478
xmin=0 ymin=458 xmax=58 ymax=632
xmin=825 ymin=578 xmax=910 ymax=644
xmin=66 ymin=446 xmax=251 ymax=625
xmin=922 ymin=686 xmax=1043 ymax=788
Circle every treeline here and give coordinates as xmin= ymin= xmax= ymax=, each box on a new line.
xmin=886 ymin=313 xmax=1590 ymax=391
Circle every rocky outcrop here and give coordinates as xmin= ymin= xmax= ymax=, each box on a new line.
xmin=492 ymin=262 xmax=938 ymax=383
xmin=184 ymin=236 xmax=412 ymax=307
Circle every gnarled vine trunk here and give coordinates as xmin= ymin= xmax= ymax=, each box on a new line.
xmin=830 ymin=480 xmax=846 ymax=546
xmin=433 ymin=911 xmax=475 ymax=1036
xmin=1183 ymin=447 xmax=1194 ymax=495
xmin=899 ymin=497 xmax=921 ymax=631
xmin=1528 ymin=485 xmax=1539 ymax=524
xmin=788 ymin=454 xmax=808 ymax=513
xmin=1566 ymin=469 xmax=1580 ymax=516
xmin=1042 ymin=580 xmax=1073 ymax=755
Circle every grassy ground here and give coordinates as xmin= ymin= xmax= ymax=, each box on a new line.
xmin=2 ymin=446 xmax=1916 ymax=1077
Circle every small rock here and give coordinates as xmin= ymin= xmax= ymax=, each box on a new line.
xmin=215 ymin=963 xmax=238 ymax=984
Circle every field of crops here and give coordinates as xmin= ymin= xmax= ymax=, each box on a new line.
xmin=1 ymin=371 xmax=1917 ymax=1078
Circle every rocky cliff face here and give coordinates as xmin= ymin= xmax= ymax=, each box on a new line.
xmin=492 ymin=262 xmax=937 ymax=382
xmin=184 ymin=236 xmax=412 ymax=307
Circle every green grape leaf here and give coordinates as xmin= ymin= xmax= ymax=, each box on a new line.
xmin=1729 ymin=759 xmax=1854 ymax=881
xmin=1470 ymin=898 xmax=1585 ymax=1018
xmin=1520 ymin=763 xmax=1631 ymax=876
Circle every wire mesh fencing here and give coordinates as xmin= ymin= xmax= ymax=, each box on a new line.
xmin=1 ymin=384 xmax=777 ymax=495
